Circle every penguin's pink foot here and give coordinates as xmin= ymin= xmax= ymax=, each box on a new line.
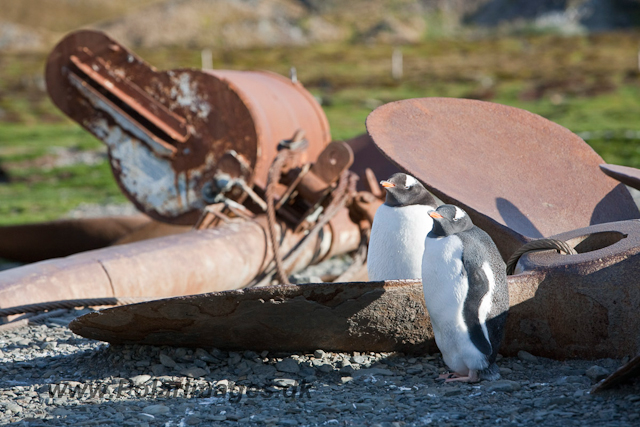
xmin=438 ymin=372 xmax=460 ymax=380
xmin=444 ymin=370 xmax=479 ymax=383
xmin=444 ymin=376 xmax=473 ymax=383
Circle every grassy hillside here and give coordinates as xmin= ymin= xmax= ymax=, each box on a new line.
xmin=2 ymin=32 xmax=640 ymax=224
xmin=0 ymin=0 xmax=163 ymax=33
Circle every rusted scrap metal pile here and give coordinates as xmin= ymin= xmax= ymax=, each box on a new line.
xmin=2 ymin=30 xmax=640 ymax=390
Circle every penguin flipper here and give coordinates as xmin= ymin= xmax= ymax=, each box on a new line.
xmin=479 ymin=362 xmax=501 ymax=381
xmin=462 ymin=267 xmax=493 ymax=357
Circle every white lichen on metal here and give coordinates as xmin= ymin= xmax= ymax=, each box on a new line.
xmin=69 ymin=73 xmax=175 ymax=158
xmin=69 ymin=70 xmax=220 ymax=219
xmin=89 ymin=118 xmax=209 ymax=217
xmin=168 ymin=72 xmax=211 ymax=119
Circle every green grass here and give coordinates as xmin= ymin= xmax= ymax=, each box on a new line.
xmin=0 ymin=124 xmax=101 ymax=160
xmin=0 ymin=123 xmax=127 ymax=225
xmin=2 ymin=32 xmax=640 ymax=225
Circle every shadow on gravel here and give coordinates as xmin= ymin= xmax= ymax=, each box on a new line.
xmin=0 ymin=335 xmax=422 ymax=425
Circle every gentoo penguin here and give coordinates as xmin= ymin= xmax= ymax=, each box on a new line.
xmin=421 ymin=204 xmax=509 ymax=382
xmin=367 ymin=173 xmax=438 ymax=281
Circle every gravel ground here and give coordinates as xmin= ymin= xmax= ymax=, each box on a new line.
xmin=1 ymin=308 xmax=639 ymax=426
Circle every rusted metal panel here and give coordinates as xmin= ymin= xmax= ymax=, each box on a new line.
xmin=69 ymin=220 xmax=640 ymax=359
xmin=366 ymin=98 xmax=639 ymax=259
xmin=46 ymin=30 xmax=330 ymax=225
xmin=69 ymin=49 xmax=189 ymax=144
xmin=0 ymin=216 xmax=150 ymax=263
xmin=0 ymin=211 xmax=360 ymax=309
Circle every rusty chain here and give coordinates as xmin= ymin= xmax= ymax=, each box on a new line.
xmin=0 ymin=297 xmax=156 ymax=318
xmin=253 ymin=169 xmax=359 ymax=287
xmin=265 ymin=149 xmax=295 ymax=285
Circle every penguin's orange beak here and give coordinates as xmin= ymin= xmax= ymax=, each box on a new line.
xmin=429 ymin=212 xmax=443 ymax=219
xmin=380 ymin=181 xmax=395 ymax=188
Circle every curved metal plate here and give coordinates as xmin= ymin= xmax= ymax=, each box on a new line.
xmin=366 ymin=98 xmax=639 ymax=258
xmin=600 ymin=163 xmax=640 ymax=191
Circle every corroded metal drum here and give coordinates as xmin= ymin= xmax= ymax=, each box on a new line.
xmin=46 ymin=30 xmax=330 ymax=224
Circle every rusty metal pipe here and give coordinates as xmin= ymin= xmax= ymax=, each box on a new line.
xmin=0 ymin=210 xmax=360 ymax=309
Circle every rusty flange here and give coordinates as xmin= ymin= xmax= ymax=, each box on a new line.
xmin=69 ymin=220 xmax=640 ymax=359
xmin=46 ymin=30 xmax=330 ymax=225
xmin=366 ymin=98 xmax=639 ymax=259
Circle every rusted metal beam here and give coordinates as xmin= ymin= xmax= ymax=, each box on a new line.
xmin=0 ymin=134 xmax=379 ymax=265
xmin=0 ymin=216 xmax=150 ymax=263
xmin=70 ymin=219 xmax=640 ymax=360
xmin=366 ymin=98 xmax=639 ymax=260
xmin=0 ymin=211 xmax=360 ymax=310
xmin=70 ymin=280 xmax=435 ymax=354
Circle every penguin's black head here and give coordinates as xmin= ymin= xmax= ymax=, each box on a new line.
xmin=428 ymin=204 xmax=474 ymax=237
xmin=381 ymin=173 xmax=437 ymax=208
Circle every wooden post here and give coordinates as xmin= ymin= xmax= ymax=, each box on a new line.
xmin=201 ymin=49 xmax=213 ymax=70
xmin=392 ymin=48 xmax=403 ymax=81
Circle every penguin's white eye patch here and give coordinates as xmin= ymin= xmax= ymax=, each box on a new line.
xmin=404 ymin=175 xmax=418 ymax=188
xmin=453 ymin=207 xmax=465 ymax=221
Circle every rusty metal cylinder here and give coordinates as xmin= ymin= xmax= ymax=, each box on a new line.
xmin=46 ymin=30 xmax=330 ymax=224
xmin=0 ymin=211 xmax=360 ymax=309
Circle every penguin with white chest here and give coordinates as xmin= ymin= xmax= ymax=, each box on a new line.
xmin=422 ymin=204 xmax=509 ymax=382
xmin=367 ymin=173 xmax=438 ymax=281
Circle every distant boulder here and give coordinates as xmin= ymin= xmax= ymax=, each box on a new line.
xmin=0 ymin=20 xmax=47 ymax=52
xmin=0 ymin=165 xmax=9 ymax=183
